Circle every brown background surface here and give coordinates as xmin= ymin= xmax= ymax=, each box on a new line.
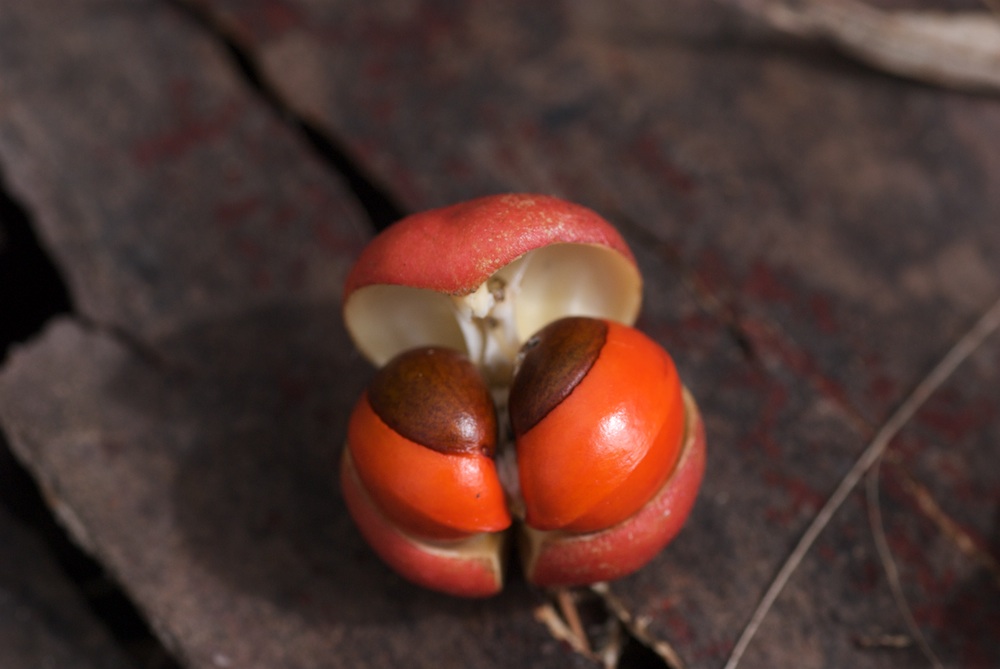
xmin=0 ymin=1 xmax=997 ymax=667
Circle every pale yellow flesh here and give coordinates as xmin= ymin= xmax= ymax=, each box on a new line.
xmin=343 ymin=243 xmax=642 ymax=386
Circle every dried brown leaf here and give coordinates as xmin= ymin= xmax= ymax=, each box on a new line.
xmin=732 ymin=0 xmax=1000 ymax=93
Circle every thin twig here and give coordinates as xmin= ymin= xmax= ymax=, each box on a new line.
xmin=593 ymin=583 xmax=688 ymax=669
xmin=891 ymin=461 xmax=1000 ymax=587
xmin=866 ymin=460 xmax=944 ymax=669
xmin=534 ymin=602 xmax=593 ymax=657
xmin=556 ymin=588 xmax=592 ymax=656
xmin=723 ymin=295 xmax=1000 ymax=669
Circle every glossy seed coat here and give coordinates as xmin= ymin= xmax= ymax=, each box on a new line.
xmin=511 ymin=318 xmax=686 ymax=533
xmin=509 ymin=317 xmax=607 ymax=436
xmin=369 ymin=347 xmax=497 ymax=456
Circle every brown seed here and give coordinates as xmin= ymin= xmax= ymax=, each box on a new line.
xmin=509 ymin=317 xmax=608 ymax=436
xmin=368 ymin=347 xmax=497 ymax=456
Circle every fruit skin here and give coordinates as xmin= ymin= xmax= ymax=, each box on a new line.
xmin=512 ymin=318 xmax=686 ymax=533
xmin=343 ymin=193 xmax=635 ymax=298
xmin=341 ymin=450 xmax=506 ymax=598
xmin=341 ymin=193 xmax=643 ymax=372
xmin=521 ymin=389 xmax=706 ymax=588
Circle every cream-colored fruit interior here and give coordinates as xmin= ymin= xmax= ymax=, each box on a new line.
xmin=344 ymin=243 xmax=642 ymax=388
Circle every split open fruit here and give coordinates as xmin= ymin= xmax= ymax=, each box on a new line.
xmin=341 ymin=194 xmax=705 ymax=597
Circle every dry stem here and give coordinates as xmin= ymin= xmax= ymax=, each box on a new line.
xmin=866 ymin=460 xmax=943 ymax=669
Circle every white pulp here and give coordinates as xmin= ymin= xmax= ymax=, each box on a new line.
xmin=450 ymin=256 xmax=532 ymax=388
xmin=343 ymin=242 xmax=642 ymax=379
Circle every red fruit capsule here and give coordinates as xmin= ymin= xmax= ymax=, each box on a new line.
xmin=339 ymin=194 xmax=705 ymax=596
